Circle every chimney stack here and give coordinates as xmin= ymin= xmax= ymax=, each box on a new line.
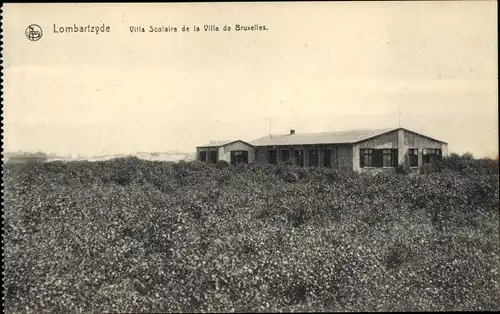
xmin=290 ymin=129 xmax=295 ymax=135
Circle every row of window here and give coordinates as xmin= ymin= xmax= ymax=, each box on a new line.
xmin=199 ymin=150 xmax=251 ymax=165
xmin=198 ymin=150 xmax=217 ymax=163
xmin=360 ymin=148 xmax=442 ymax=168
xmin=257 ymin=148 xmax=333 ymax=168
xmin=202 ymin=147 xmax=442 ymax=168
xmin=360 ymin=149 xmax=398 ymax=168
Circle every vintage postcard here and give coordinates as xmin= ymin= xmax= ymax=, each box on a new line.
xmin=2 ymin=2 xmax=499 ymax=313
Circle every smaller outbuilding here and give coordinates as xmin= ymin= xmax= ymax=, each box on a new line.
xmin=196 ymin=140 xmax=256 ymax=165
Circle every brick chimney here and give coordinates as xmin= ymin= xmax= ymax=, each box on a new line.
xmin=290 ymin=129 xmax=295 ymax=135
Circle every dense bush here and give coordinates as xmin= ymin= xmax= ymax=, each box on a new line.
xmin=215 ymin=160 xmax=230 ymax=169
xmin=284 ymin=171 xmax=300 ymax=183
xmin=284 ymin=159 xmax=296 ymax=167
xmin=442 ymin=152 xmax=499 ymax=175
xmin=419 ymin=153 xmax=499 ymax=175
xmin=395 ymin=164 xmax=411 ymax=175
xmin=3 ymin=157 xmax=500 ymax=313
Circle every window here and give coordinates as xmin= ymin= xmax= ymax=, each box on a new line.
xmin=255 ymin=149 xmax=259 ymax=162
xmin=323 ymin=148 xmax=332 ymax=168
xmin=360 ymin=149 xmax=397 ymax=168
xmin=294 ymin=149 xmax=304 ymax=167
xmin=231 ymin=151 xmax=248 ymax=165
xmin=423 ymin=148 xmax=442 ymax=164
xmin=280 ymin=149 xmax=290 ymax=162
xmin=408 ymin=148 xmax=418 ymax=167
xmin=382 ymin=149 xmax=398 ymax=167
xmin=209 ymin=150 xmax=217 ymax=163
xmin=199 ymin=151 xmax=207 ymax=162
xmin=360 ymin=149 xmax=374 ymax=168
xmin=268 ymin=149 xmax=277 ymax=165
xmin=309 ymin=148 xmax=319 ymax=167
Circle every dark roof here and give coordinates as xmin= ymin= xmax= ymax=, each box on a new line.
xmin=250 ymin=127 xmax=447 ymax=146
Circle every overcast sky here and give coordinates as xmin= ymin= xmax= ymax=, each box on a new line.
xmin=3 ymin=2 xmax=498 ymax=157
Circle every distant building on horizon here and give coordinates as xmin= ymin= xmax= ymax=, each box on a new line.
xmin=196 ymin=127 xmax=448 ymax=173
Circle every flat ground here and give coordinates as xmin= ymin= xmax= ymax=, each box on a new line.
xmin=3 ymin=158 xmax=500 ymax=313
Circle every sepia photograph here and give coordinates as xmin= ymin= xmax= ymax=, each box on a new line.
xmin=2 ymin=1 xmax=499 ymax=313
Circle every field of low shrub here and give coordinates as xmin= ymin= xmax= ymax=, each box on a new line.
xmin=3 ymin=156 xmax=500 ymax=313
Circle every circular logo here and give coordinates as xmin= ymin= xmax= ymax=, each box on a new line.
xmin=25 ymin=24 xmax=43 ymax=41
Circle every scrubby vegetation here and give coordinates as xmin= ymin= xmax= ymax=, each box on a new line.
xmin=3 ymin=154 xmax=500 ymax=313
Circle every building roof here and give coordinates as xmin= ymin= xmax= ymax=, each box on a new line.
xmin=199 ymin=140 xmax=234 ymax=148
xmin=250 ymin=127 xmax=447 ymax=146
xmin=197 ymin=139 xmax=255 ymax=148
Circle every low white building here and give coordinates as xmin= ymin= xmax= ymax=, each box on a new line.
xmin=196 ymin=140 xmax=256 ymax=165
xmin=196 ymin=127 xmax=448 ymax=172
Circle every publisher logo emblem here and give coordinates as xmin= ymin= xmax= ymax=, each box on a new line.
xmin=25 ymin=24 xmax=43 ymax=41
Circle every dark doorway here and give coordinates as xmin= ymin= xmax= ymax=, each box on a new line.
xmin=280 ymin=149 xmax=290 ymax=163
xmin=323 ymin=148 xmax=331 ymax=168
xmin=268 ymin=150 xmax=277 ymax=165
xmin=199 ymin=151 xmax=207 ymax=162
xmin=309 ymin=148 xmax=319 ymax=167
xmin=231 ymin=151 xmax=249 ymax=165
xmin=294 ymin=149 xmax=304 ymax=167
xmin=209 ymin=150 xmax=217 ymax=163
xmin=408 ymin=148 xmax=418 ymax=167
